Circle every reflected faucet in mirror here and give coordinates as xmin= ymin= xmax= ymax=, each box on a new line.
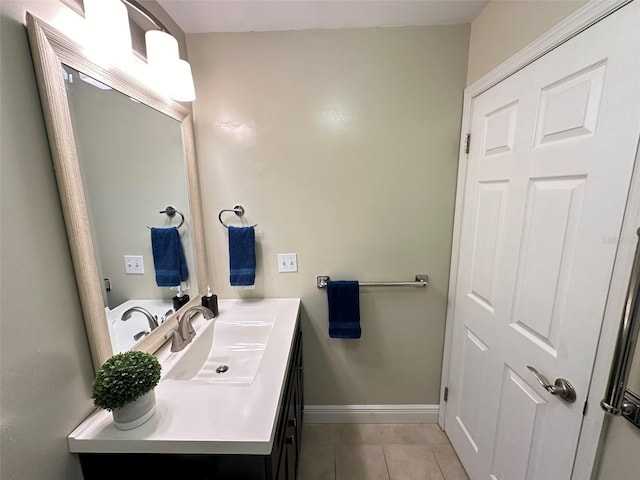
xmin=121 ymin=306 xmax=159 ymax=331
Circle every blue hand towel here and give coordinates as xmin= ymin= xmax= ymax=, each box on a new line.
xmin=228 ymin=226 xmax=256 ymax=286
xmin=327 ymin=280 xmax=361 ymax=339
xmin=150 ymin=227 xmax=188 ymax=287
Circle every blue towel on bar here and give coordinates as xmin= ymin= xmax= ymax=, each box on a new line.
xmin=327 ymin=280 xmax=361 ymax=339
xmin=150 ymin=227 xmax=188 ymax=287
xmin=229 ymin=226 xmax=256 ymax=286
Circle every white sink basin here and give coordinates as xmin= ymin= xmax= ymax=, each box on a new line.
xmin=163 ymin=314 xmax=276 ymax=384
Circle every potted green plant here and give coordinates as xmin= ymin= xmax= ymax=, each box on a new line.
xmin=92 ymin=350 xmax=162 ymax=430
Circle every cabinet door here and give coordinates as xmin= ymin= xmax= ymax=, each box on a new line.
xmin=287 ymin=374 xmax=299 ymax=477
xmin=277 ymin=411 xmax=297 ymax=480
xmin=295 ymin=332 xmax=303 ymax=449
xmin=275 ymin=324 xmax=303 ymax=480
xmin=285 ymin=427 xmax=297 ymax=480
xmin=276 ymin=453 xmax=288 ymax=480
xmin=277 ymin=453 xmax=287 ymax=480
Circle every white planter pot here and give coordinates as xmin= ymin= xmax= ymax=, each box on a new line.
xmin=112 ymin=390 xmax=156 ymax=430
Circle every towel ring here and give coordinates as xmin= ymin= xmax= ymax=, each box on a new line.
xmin=218 ymin=205 xmax=256 ymax=229
xmin=147 ymin=206 xmax=185 ymax=229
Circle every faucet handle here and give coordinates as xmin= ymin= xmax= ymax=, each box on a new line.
xmin=134 ymin=330 xmax=150 ymax=341
xmin=178 ymin=315 xmax=196 ymax=343
xmin=166 ymin=330 xmax=187 ymax=352
xmin=160 ymin=310 xmax=174 ymax=324
xmin=185 ymin=306 xmax=214 ymax=321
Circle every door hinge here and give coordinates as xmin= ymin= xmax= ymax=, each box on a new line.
xmin=464 ymin=133 xmax=471 ymax=154
xmin=444 ymin=387 xmax=449 ymax=402
xmin=583 ymin=400 xmax=588 ymax=416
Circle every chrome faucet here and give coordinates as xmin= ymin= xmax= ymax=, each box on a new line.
xmin=121 ymin=306 xmax=159 ymax=331
xmin=166 ymin=306 xmax=214 ymax=352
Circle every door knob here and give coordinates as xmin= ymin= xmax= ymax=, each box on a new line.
xmin=527 ymin=366 xmax=576 ymax=403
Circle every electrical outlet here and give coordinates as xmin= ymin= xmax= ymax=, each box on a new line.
xmin=124 ymin=255 xmax=144 ymax=274
xmin=277 ymin=253 xmax=298 ymax=273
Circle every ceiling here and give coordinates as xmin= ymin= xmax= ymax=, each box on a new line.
xmin=156 ymin=0 xmax=490 ymax=34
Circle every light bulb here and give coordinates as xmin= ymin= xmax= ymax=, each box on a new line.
xmin=84 ymin=0 xmax=132 ymax=67
xmin=168 ymin=60 xmax=196 ymax=102
xmin=145 ymin=30 xmax=179 ymax=65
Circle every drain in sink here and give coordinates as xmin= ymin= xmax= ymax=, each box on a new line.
xmin=216 ymin=365 xmax=229 ymax=374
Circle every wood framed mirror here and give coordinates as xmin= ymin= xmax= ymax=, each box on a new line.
xmin=26 ymin=12 xmax=208 ymax=372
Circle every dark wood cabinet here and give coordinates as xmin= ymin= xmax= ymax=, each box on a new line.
xmin=276 ymin=330 xmax=303 ymax=480
xmin=79 ymin=320 xmax=303 ymax=480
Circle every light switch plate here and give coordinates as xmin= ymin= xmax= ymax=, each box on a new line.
xmin=124 ymin=255 xmax=144 ymax=274
xmin=277 ymin=253 xmax=298 ymax=273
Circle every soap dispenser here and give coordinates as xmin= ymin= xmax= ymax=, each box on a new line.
xmin=172 ymin=286 xmax=190 ymax=311
xmin=201 ymin=285 xmax=218 ymax=317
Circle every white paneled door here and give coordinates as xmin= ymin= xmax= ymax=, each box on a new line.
xmin=445 ymin=2 xmax=640 ymax=479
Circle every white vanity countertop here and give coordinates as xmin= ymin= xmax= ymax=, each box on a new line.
xmin=68 ymin=298 xmax=301 ymax=455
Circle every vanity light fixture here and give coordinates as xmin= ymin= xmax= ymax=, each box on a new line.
xmin=144 ymin=29 xmax=179 ymax=97
xmin=121 ymin=0 xmax=197 ymax=102
xmin=83 ymin=0 xmax=196 ymax=102
xmin=145 ymin=29 xmax=179 ymax=65
xmin=84 ymin=0 xmax=132 ymax=67
xmin=167 ymin=59 xmax=196 ymax=102
xmin=144 ymin=29 xmax=196 ymax=102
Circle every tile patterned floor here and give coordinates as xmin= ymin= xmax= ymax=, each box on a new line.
xmin=298 ymin=424 xmax=469 ymax=480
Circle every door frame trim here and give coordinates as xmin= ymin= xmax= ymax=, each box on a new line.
xmin=440 ymin=1 xmax=633 ymax=479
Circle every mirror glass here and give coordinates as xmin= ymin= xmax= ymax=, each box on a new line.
xmin=62 ymin=64 xmax=198 ymax=353
xmin=27 ymin=13 xmax=208 ymax=370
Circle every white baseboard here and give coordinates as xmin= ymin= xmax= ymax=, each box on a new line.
xmin=303 ymin=405 xmax=439 ymax=424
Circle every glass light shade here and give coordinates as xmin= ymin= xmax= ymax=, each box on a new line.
xmin=168 ymin=60 xmax=196 ymax=102
xmin=83 ymin=0 xmax=132 ymax=66
xmin=145 ymin=30 xmax=179 ymax=65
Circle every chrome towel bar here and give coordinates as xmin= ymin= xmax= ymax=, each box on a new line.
xmin=601 ymin=227 xmax=640 ymax=424
xmin=316 ymin=275 xmax=428 ymax=289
